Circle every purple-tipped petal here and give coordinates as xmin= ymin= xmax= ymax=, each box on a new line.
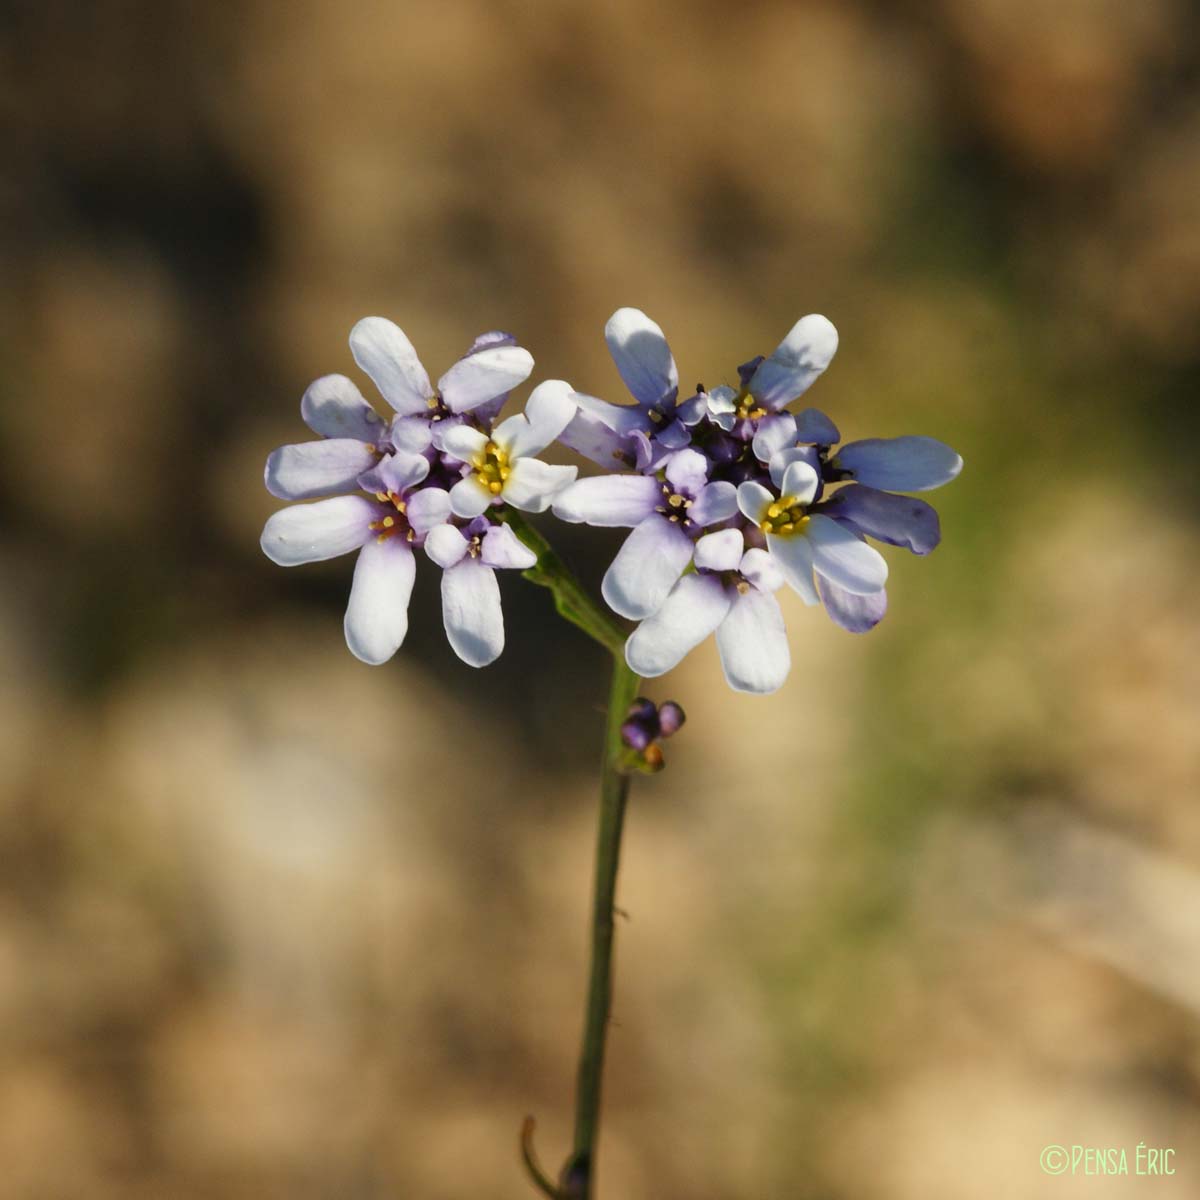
xmin=751 ymin=413 xmax=798 ymax=464
xmin=602 ymin=514 xmax=694 ymax=620
xmin=605 ymin=307 xmax=679 ymax=408
xmin=438 ymin=344 xmax=534 ymax=413
xmin=301 ymin=374 xmax=386 ymax=441
xmin=818 ymin=576 xmax=887 ymax=633
xmin=441 ymin=557 xmax=505 ymax=667
xmin=356 ymin=451 xmax=430 ymax=497
xmin=833 ymin=436 xmax=962 ymax=492
xmin=716 ymin=588 xmax=790 ymax=694
xmin=265 ymin=439 xmax=380 ymax=501
xmin=344 ymin=536 xmax=416 ymax=665
xmin=349 ymin=317 xmax=434 ymax=416
xmin=625 ymin=574 xmax=731 ymax=677
xmin=261 ymin=495 xmax=377 ymax=566
xmin=481 ymin=523 xmax=537 ymax=570
xmin=748 ymin=315 xmax=839 ymax=410
xmin=664 ymin=447 xmax=709 ymax=497
xmin=794 ymin=408 xmax=840 ymax=445
xmin=819 ymin=484 xmax=941 ymax=554
xmin=689 ymin=481 xmax=738 ymax=526
xmin=552 ymin=475 xmax=661 ymax=526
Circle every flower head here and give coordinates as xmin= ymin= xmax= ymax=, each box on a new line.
xmin=261 ymin=318 xmax=567 ymax=668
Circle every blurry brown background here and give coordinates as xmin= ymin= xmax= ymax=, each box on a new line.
xmin=2 ymin=1 xmax=1199 ymax=1197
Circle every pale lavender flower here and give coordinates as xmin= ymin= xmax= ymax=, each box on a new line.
xmin=625 ymin=528 xmax=791 ymax=694
xmin=553 ymin=447 xmax=738 ymax=619
xmin=261 ymin=317 xmax=545 ymax=667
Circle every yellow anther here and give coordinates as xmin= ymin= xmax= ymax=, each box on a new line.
xmin=667 ymin=493 xmax=685 ymax=508
xmin=363 ymin=443 xmax=377 ymax=454
xmin=500 ymin=467 xmax=511 ymax=480
xmin=648 ymin=410 xmax=663 ymax=424
xmin=488 ymin=481 xmax=503 ymax=495
xmin=375 ymin=491 xmax=389 ymax=502
xmin=395 ymin=500 xmax=406 ymax=513
xmin=767 ymin=503 xmax=782 ymax=519
xmin=382 ymin=516 xmax=395 ymax=528
xmin=368 ymin=520 xmax=381 ymax=531
xmin=426 ymin=397 xmax=439 ymax=409
xmin=472 ymin=439 xmax=511 ymax=497
xmin=736 ymin=580 xmax=751 ymax=595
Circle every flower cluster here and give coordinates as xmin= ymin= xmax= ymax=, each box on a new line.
xmin=552 ymin=308 xmax=961 ymax=692
xmin=261 ymin=319 xmax=576 ymax=667
xmin=261 ymin=308 xmax=961 ymax=694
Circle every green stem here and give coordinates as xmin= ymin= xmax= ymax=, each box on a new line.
xmin=562 ymin=653 xmax=640 ymax=1198
xmin=503 ymin=509 xmax=640 ymax=1200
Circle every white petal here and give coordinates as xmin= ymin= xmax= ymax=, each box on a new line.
xmin=441 ymin=558 xmax=505 ymax=667
xmin=424 ymin=523 xmax=469 ymax=568
xmin=437 ymin=345 xmax=534 ymax=413
xmin=601 ymin=514 xmax=694 ymax=620
xmin=572 ymin=390 xmax=652 ymax=435
xmin=552 ymin=475 xmax=660 ymax=526
xmin=694 ymin=528 xmax=744 ymax=573
xmin=766 ymin=532 xmax=820 ymax=605
xmin=751 ymin=412 xmax=797 ymax=464
xmin=260 ymin=496 xmax=376 ymax=566
xmin=768 ymin=446 xmax=820 ymax=490
xmin=344 ymin=537 xmax=416 ymax=665
xmin=493 ymin=379 xmax=576 ymax=459
xmin=481 ymin=523 xmax=537 ymax=570
xmin=349 ymin=317 xmax=433 ymax=415
xmin=449 ymin=476 xmax=494 ymax=518
xmin=717 ymin=589 xmax=790 ymax=694
xmin=737 ymin=481 xmax=774 ymax=524
xmin=833 ymin=436 xmax=963 ymax=492
xmin=604 ymin=307 xmax=679 ymax=407
xmin=739 ymin=547 xmax=783 ymax=593
xmin=748 ymin=314 xmax=839 ymax=409
xmin=689 ymin=481 xmax=738 ymax=526
xmin=435 ymin=423 xmax=489 ymax=461
xmin=357 ymin=450 xmax=429 ymax=497
xmin=781 ymin=459 xmax=819 ymax=505
xmin=558 ymin=409 xmax=630 ymax=467
xmin=502 ymin=458 xmax=577 ymax=513
xmin=406 ymin=486 xmax=452 ymax=533
xmin=624 ymin=574 xmax=731 ymax=677
xmin=301 ymin=374 xmax=386 ymax=441
xmin=807 ymin=513 xmax=888 ymax=595
xmin=265 ymin=439 xmax=379 ymax=501
xmin=388 ymin=415 xmax=433 ymax=453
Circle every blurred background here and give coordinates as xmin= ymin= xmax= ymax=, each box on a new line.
xmin=2 ymin=1 xmax=1199 ymax=1196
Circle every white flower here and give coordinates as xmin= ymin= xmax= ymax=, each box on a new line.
xmin=625 ymin=529 xmax=791 ymax=694
xmin=435 ymin=381 xmax=579 ymax=518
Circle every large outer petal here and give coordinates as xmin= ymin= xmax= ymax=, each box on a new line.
xmin=438 ymin=345 xmax=534 ymax=413
xmin=748 ymin=314 xmax=839 ymax=410
xmin=604 ymin=307 xmax=679 ymax=408
xmin=343 ymin=537 xmax=416 ymax=665
xmin=601 ymin=513 xmax=694 ymax=620
xmin=806 ymin=513 xmax=888 ymax=595
xmin=503 ymin=458 xmax=577 ymax=512
xmin=494 ymin=379 xmax=576 ymax=459
xmin=441 ymin=557 xmax=505 ymax=667
xmin=552 ymin=475 xmax=660 ymax=526
xmin=625 ymin=574 xmax=731 ymax=677
xmin=834 ymin=436 xmax=963 ymax=492
xmin=301 ymin=374 xmax=386 ymax=441
xmin=766 ymin=532 xmax=819 ymax=605
xmin=265 ymin=439 xmax=379 ymax=500
xmin=819 ymin=484 xmax=941 ymax=554
xmin=717 ymin=589 xmax=790 ymax=693
xmin=349 ymin=317 xmax=433 ymax=415
xmin=260 ymin=495 xmax=376 ymax=566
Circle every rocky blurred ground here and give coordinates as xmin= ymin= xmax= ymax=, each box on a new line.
xmin=0 ymin=1 xmax=1198 ymax=1197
